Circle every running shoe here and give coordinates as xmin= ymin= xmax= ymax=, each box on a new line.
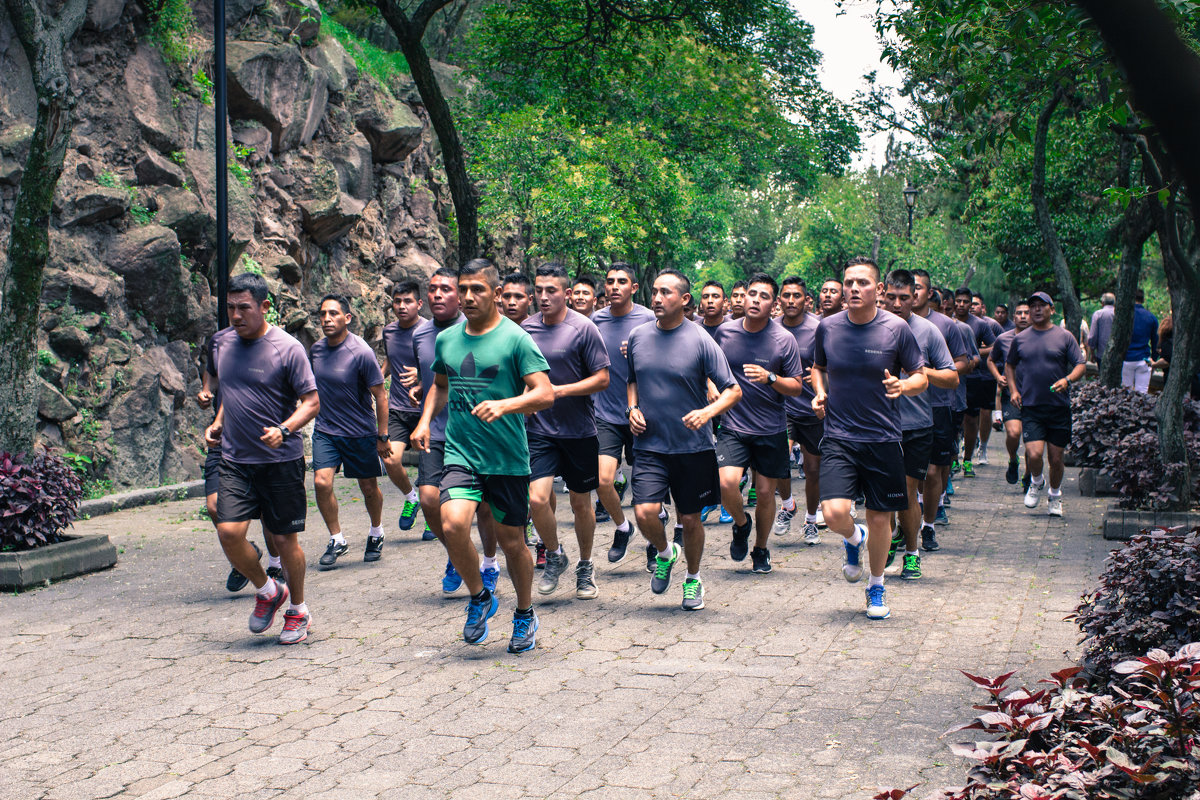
xmin=399 ymin=498 xmax=419 ymax=531
xmin=1047 ymin=496 xmax=1063 ymax=517
xmin=866 ymin=584 xmax=890 ymax=619
xmin=950 ymin=460 xmax=960 ymax=476
xmin=815 ymin=508 xmax=826 ymax=528
xmin=538 ymin=549 xmax=569 ymax=595
xmin=976 ymin=448 xmax=989 ymax=465
xmin=508 ymin=609 xmax=538 ymax=653
xmin=554 ymin=476 xmax=568 ymax=494
xmin=249 ymin=581 xmax=289 ymax=633
xmin=650 ymin=542 xmax=680 ymax=594
xmin=442 ymin=559 xmax=463 ymax=594
xmin=318 ymin=539 xmax=348 ymax=570
xmin=849 ymin=500 xmax=858 ymax=519
xmin=946 ymin=476 xmax=955 ymax=496
xmin=718 ymin=507 xmax=733 ymax=524
xmin=279 ymin=608 xmax=310 ymax=645
xmin=962 ymin=461 xmax=975 ymax=478
xmin=535 ymin=541 xmax=547 ymax=570
xmin=608 ymin=525 xmax=632 ymax=563
xmin=645 ymin=543 xmax=656 ymax=574
xmin=681 ymin=577 xmax=705 ymax=610
xmin=226 ymin=542 xmax=262 ymax=592
xmin=921 ymin=526 xmax=940 ymax=552
xmin=746 ymin=487 xmax=757 ymax=508
xmin=901 ymin=553 xmax=922 ymax=580
xmin=363 ymin=535 xmax=384 ymax=563
xmin=658 ymin=507 xmax=670 ymax=527
xmin=1021 ymin=472 xmax=1031 ymax=492
xmin=481 ymin=566 xmax=499 ymax=594
xmin=673 ymin=525 xmax=683 ymax=548
xmin=739 ymin=473 xmax=747 ymax=493
xmin=595 ymin=498 xmax=611 ymax=524
xmin=575 ymin=561 xmax=598 ymax=600
xmin=934 ymin=506 xmax=949 ymax=526
xmin=1006 ymin=458 xmax=1019 ymax=485
xmin=615 ymin=473 xmax=629 ymax=501
xmin=802 ymin=521 xmax=821 ymax=546
xmin=750 ymin=547 xmax=772 ymax=574
xmin=773 ymin=504 xmax=795 ymax=536
xmin=266 ymin=564 xmax=287 ymax=584
xmin=730 ymin=517 xmax=751 ymax=562
xmin=700 ymin=505 xmax=717 ymax=522
xmin=885 ymin=526 xmax=904 ymax=568
xmin=463 ymin=590 xmax=498 ymax=644
xmin=421 ymin=524 xmax=436 ymax=542
xmin=842 ymin=525 xmax=866 ymax=583
xmin=1024 ymin=482 xmax=1042 ymax=509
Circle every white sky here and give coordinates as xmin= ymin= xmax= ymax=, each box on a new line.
xmin=793 ymin=0 xmax=908 ymax=167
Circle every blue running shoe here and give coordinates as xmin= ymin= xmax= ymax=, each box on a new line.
xmin=508 ymin=610 xmax=539 ymax=653
xmin=934 ymin=506 xmax=949 ymax=526
xmin=700 ymin=505 xmax=717 ymax=522
xmin=718 ymin=507 xmax=733 ymax=524
xmin=866 ymin=584 xmax=890 ymax=619
xmin=463 ymin=590 xmax=498 ymax=644
xmin=399 ymin=498 xmax=420 ymax=531
xmin=442 ymin=559 xmax=463 ymax=594
xmin=946 ymin=476 xmax=955 ymax=496
xmin=422 ymin=524 xmax=436 ymax=541
xmin=481 ymin=566 xmax=499 ymax=594
xmin=842 ymin=524 xmax=866 ymax=583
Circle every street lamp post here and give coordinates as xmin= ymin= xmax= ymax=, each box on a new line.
xmin=903 ymin=181 xmax=919 ymax=242
xmin=215 ymin=0 xmax=228 ymax=329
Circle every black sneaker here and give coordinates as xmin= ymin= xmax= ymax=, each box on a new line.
xmin=730 ymin=517 xmax=751 ymax=562
xmin=921 ymin=526 xmax=940 ymax=552
xmin=226 ymin=542 xmax=262 ymax=592
xmin=266 ymin=564 xmax=286 ymax=584
xmin=750 ymin=547 xmax=772 ymax=574
xmin=595 ymin=498 xmax=610 ymax=523
xmin=318 ymin=539 xmax=348 ymax=570
xmin=886 ymin=526 xmax=904 ymax=568
xmin=1006 ymin=458 xmax=1019 ymax=485
xmin=1021 ymin=472 xmax=1031 ymax=492
xmin=645 ymin=543 xmax=656 ymax=574
xmin=615 ymin=475 xmax=629 ymax=501
xmin=608 ymin=525 xmax=632 ymax=563
xmin=363 ymin=535 xmax=384 ymax=562
xmin=673 ymin=525 xmax=683 ymax=548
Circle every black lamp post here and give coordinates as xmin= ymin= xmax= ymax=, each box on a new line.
xmin=903 ymin=181 xmax=919 ymax=242
xmin=215 ymin=0 xmax=228 ymax=329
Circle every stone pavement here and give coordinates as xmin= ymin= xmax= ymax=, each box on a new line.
xmin=1 ymin=460 xmax=1118 ymax=799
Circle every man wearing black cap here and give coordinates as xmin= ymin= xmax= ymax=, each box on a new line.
xmin=1005 ymin=292 xmax=1086 ymax=517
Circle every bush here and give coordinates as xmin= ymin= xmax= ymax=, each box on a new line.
xmin=874 ymin=644 xmax=1200 ymax=800
xmin=1069 ymin=382 xmax=1157 ymax=468
xmin=0 ymin=450 xmax=82 ymax=551
xmin=1072 ymin=528 xmax=1200 ymax=681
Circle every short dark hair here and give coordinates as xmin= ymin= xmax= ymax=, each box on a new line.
xmin=500 ymin=272 xmax=531 ymax=293
xmin=821 ymin=277 xmax=842 ymax=289
xmin=392 ymin=279 xmax=420 ymax=299
xmin=1014 ymin=300 xmax=1030 ymax=309
xmin=972 ymin=292 xmax=985 ymax=303
xmin=607 ymin=262 xmax=638 ymax=283
xmin=747 ymin=272 xmax=779 ymax=299
xmin=780 ymin=275 xmax=807 ymax=292
xmin=229 ymin=272 xmax=269 ymax=303
xmin=843 ymin=257 xmax=880 ymax=283
xmin=701 ymin=280 xmax=726 ymax=296
xmin=955 ymin=286 xmax=974 ymax=299
xmin=573 ymin=275 xmax=597 ymax=291
xmin=731 ymin=280 xmax=748 ymax=292
xmin=994 ymin=303 xmax=1010 ymax=313
xmin=319 ymin=293 xmax=351 ymax=314
xmin=1135 ymin=288 xmax=1145 ymax=303
xmin=431 ymin=266 xmax=457 ymax=282
xmin=460 ymin=258 xmax=500 ymax=288
xmin=535 ymin=262 xmax=570 ymax=286
xmin=655 ymin=268 xmax=691 ymax=297
xmin=885 ymin=269 xmax=915 ymax=292
xmin=911 ymin=268 xmax=931 ymax=282
xmin=929 ymin=288 xmax=942 ymax=305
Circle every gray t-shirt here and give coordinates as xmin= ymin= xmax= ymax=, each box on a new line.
xmin=814 ymin=310 xmax=924 ymax=443
xmin=522 ymin=309 xmax=611 ymax=438
xmin=1006 ymin=325 xmax=1085 ymax=409
xmin=412 ymin=313 xmax=466 ymax=442
xmin=991 ymin=328 xmax=1017 ymax=398
xmin=714 ymin=319 xmax=803 ymax=435
xmin=215 ymin=325 xmax=317 ymax=464
xmin=592 ymin=303 xmax=656 ymax=424
xmin=780 ymin=314 xmax=820 ymax=418
xmin=627 ymin=320 xmax=737 ymax=454
xmin=920 ymin=309 xmax=970 ymax=409
xmin=311 ymin=332 xmax=384 ymax=438
xmin=953 ymin=320 xmax=978 ymax=412
xmin=961 ymin=314 xmax=998 ymax=382
xmin=381 ymin=320 xmax=421 ymax=414
xmin=898 ymin=313 xmax=955 ymax=431
xmin=699 ymin=321 xmax=723 ymax=340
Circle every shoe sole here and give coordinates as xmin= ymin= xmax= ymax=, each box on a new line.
xmin=576 ymin=588 xmax=598 ymax=600
xmin=901 ymin=572 xmax=921 ymax=581
xmin=752 ymin=565 xmax=772 ymax=574
xmin=317 ymin=561 xmax=339 ymax=570
xmin=364 ymin=553 xmax=382 ymax=563
xmin=683 ymin=596 xmax=705 ymax=610
xmin=866 ymin=609 xmax=891 ymax=619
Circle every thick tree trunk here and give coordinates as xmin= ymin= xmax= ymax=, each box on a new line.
xmin=375 ymin=0 xmax=478 ymax=267
xmin=0 ymin=0 xmax=88 ymax=455
xmin=1101 ymin=142 xmax=1154 ymax=387
xmin=1154 ymin=245 xmax=1199 ymax=509
xmin=1031 ymin=89 xmax=1085 ymax=340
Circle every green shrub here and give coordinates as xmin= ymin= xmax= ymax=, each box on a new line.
xmin=321 ymin=17 xmax=409 ymax=85
xmin=145 ymin=0 xmax=196 ymax=63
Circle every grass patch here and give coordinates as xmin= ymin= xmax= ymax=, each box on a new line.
xmin=321 ymin=17 xmax=409 ymax=85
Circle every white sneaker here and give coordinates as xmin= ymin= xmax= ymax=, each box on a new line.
xmin=802 ymin=521 xmax=821 ymax=546
xmin=815 ymin=508 xmax=826 ymax=528
xmin=1024 ymin=482 xmax=1042 ymax=508
xmin=976 ymin=448 xmax=989 ymax=465
xmin=849 ymin=501 xmax=858 ymax=519
xmin=1047 ymin=496 xmax=1063 ymax=517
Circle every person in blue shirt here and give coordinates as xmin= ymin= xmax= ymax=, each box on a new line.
xmin=1121 ymin=289 xmax=1159 ymax=393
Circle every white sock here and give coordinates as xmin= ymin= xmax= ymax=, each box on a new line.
xmin=288 ymin=602 xmax=307 ymax=616
xmin=940 ymin=493 xmax=947 ymax=504
xmin=552 ymin=546 xmax=563 ymax=556
xmin=782 ymin=497 xmax=795 ymax=512
xmin=616 ymin=520 xmax=631 ymax=533
xmin=921 ymin=522 xmax=934 ymax=531
xmin=257 ymin=577 xmax=277 ymax=598
xmin=481 ymin=555 xmax=498 ymax=571
xmin=867 ymin=574 xmax=884 ymax=588
xmin=331 ymin=532 xmax=346 ymax=546
xmin=368 ymin=525 xmax=383 ymax=538
xmin=916 ymin=492 xmax=923 ymax=505
xmin=1032 ymin=475 xmax=1045 ymax=486
xmin=686 ymin=571 xmax=699 ymax=581
xmin=657 ymin=544 xmax=674 ymax=559
xmin=847 ymin=525 xmax=864 ymax=546
xmin=906 ymin=549 xmax=919 ymax=556
xmin=805 ymin=513 xmax=817 ymax=523
xmin=1047 ymin=487 xmax=1061 ymax=498
xmin=406 ymin=488 xmax=419 ymax=503
xmin=267 ymin=555 xmax=281 ymax=569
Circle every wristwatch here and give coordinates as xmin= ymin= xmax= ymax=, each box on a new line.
xmin=276 ymin=424 xmax=291 ymax=440
xmin=767 ymin=372 xmax=778 ymax=386
xmin=376 ymin=434 xmax=389 ymax=443
xmin=625 ymin=405 xmax=639 ymax=419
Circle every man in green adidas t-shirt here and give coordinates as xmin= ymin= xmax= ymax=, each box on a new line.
xmin=411 ymin=258 xmax=553 ymax=653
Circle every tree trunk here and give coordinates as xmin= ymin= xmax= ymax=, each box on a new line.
xmin=1154 ymin=242 xmax=1199 ymax=509
xmin=375 ymin=0 xmax=478 ymax=266
xmin=1031 ymin=89 xmax=1085 ymax=340
xmin=0 ymin=0 xmax=88 ymax=455
xmin=1101 ymin=142 xmax=1154 ymax=387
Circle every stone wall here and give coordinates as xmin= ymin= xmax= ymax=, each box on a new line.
xmin=0 ymin=0 xmax=455 ymax=490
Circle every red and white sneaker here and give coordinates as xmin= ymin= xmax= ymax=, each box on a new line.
xmin=279 ymin=608 xmax=311 ymax=645
xmin=249 ymin=582 xmax=289 ymax=633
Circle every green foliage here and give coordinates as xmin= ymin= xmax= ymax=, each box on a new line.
xmin=193 ymin=69 xmax=214 ymax=106
xmin=144 ymin=0 xmax=197 ymax=64
xmin=62 ymin=451 xmax=92 ymax=474
xmin=37 ymin=350 xmax=57 ymax=367
xmin=321 ymin=18 xmax=409 ymax=86
xmin=239 ymin=254 xmax=262 ymax=275
xmin=97 ymin=174 xmax=155 ymax=225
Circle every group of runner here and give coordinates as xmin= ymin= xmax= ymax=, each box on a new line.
xmin=199 ymin=257 xmax=1084 ymax=652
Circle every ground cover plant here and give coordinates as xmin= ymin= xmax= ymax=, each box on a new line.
xmin=0 ymin=450 xmax=82 ymax=551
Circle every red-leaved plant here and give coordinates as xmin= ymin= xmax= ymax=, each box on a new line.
xmin=0 ymin=450 xmax=82 ymax=551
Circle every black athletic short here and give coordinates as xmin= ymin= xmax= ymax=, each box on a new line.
xmin=1021 ymin=404 xmax=1072 ymax=449
xmin=416 ymin=440 xmax=446 ymax=487
xmin=819 ymin=438 xmax=908 ymax=513
xmin=716 ymin=428 xmax=791 ymax=480
xmin=787 ymin=414 xmax=824 ymax=457
xmin=901 ymin=427 xmax=934 ymax=481
xmin=964 ymin=378 xmax=998 ymax=415
xmin=388 ymin=408 xmax=421 ymax=444
xmin=929 ymin=406 xmax=956 ymax=467
xmin=529 ymin=434 xmax=600 ymax=493
xmin=596 ymin=418 xmax=635 ymax=465
xmin=204 ymin=446 xmax=221 ymax=496
xmin=311 ymin=430 xmax=384 ymax=479
xmin=216 ymin=458 xmax=307 ymax=534
xmin=630 ymin=449 xmax=719 ymax=516
xmin=440 ymin=464 xmax=529 ymax=527
xmin=1001 ymin=395 xmax=1020 ymax=424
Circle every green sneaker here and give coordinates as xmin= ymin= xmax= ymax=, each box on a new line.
xmin=962 ymin=461 xmax=975 ymax=478
xmin=682 ymin=577 xmax=705 ymax=610
xmin=901 ymin=552 xmax=922 ymax=580
xmin=885 ymin=526 xmax=904 ymax=568
xmin=398 ymin=499 xmax=419 ymax=531
xmin=650 ymin=543 xmax=680 ymax=595
xmin=746 ymin=487 xmax=757 ymax=508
